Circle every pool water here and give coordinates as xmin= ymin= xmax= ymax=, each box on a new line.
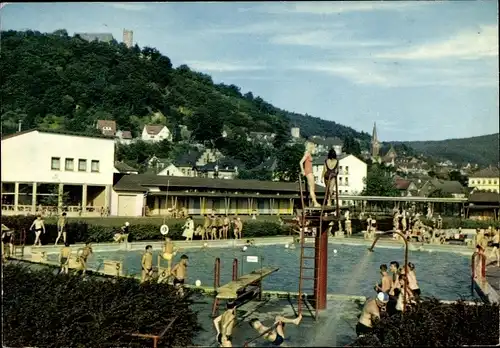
xmin=56 ymin=243 xmax=473 ymax=301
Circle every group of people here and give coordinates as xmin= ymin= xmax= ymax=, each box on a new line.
xmin=357 ymin=261 xmax=420 ymax=338
xmin=56 ymin=241 xmax=94 ymax=275
xmin=187 ymin=214 xmax=243 ymax=241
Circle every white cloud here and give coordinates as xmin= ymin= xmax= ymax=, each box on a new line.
xmin=108 ymin=3 xmax=147 ymax=11
xmin=376 ymin=25 xmax=498 ymax=60
xmin=255 ymin=1 xmax=430 ymax=15
xmin=208 ymin=21 xmax=344 ymax=35
xmin=269 ymin=30 xmax=395 ymax=48
xmin=183 ymin=60 xmax=267 ymax=73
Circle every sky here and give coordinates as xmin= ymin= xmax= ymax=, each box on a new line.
xmin=1 ymin=1 xmax=498 ymax=141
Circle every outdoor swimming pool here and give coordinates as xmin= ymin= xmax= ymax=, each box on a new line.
xmin=55 ymin=243 xmax=473 ymax=300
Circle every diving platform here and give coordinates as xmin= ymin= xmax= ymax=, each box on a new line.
xmin=216 ymin=267 xmax=279 ymax=300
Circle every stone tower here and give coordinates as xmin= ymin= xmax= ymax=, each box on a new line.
xmin=123 ymin=29 xmax=133 ymax=48
xmin=371 ymin=122 xmax=380 ymax=157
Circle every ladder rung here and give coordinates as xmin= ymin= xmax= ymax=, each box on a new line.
xmin=302 ymin=246 xmax=316 ymax=249
xmin=303 ymin=256 xmax=316 ymax=260
xmin=301 ymin=277 xmax=316 ymax=280
xmin=301 ymin=267 xmax=315 ymax=270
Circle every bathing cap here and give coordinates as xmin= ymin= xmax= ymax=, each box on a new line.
xmin=377 ymin=292 xmax=389 ymax=303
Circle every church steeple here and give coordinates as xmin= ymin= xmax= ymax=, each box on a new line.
xmin=371 ymin=122 xmax=380 ymax=157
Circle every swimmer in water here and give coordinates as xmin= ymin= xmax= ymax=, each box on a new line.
xmin=141 ymin=245 xmax=153 ymax=283
xmin=356 ymin=292 xmax=389 ymax=337
xmin=248 ymin=314 xmax=302 ymax=346
xmin=213 ymin=302 xmax=237 ymax=347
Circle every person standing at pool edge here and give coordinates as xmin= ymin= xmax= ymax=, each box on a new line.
xmin=374 ymin=264 xmax=392 ymax=294
xmin=77 ymin=242 xmax=93 ymax=276
xmin=213 ymin=302 xmax=237 ymax=347
xmin=30 ymin=215 xmax=45 ymax=246
xmin=59 ymin=242 xmax=72 ymax=275
xmin=141 ymin=245 xmax=153 ymax=283
xmin=321 ymin=148 xmax=339 ymax=207
xmin=171 ymin=254 xmax=189 ymax=295
xmin=55 ymin=212 xmax=67 ymax=245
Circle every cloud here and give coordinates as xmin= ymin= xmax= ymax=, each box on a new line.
xmin=269 ymin=30 xmax=395 ymax=48
xmin=108 ymin=3 xmax=147 ymax=11
xmin=293 ymin=60 xmax=498 ymax=88
xmin=254 ymin=1 xmax=430 ymax=15
xmin=376 ymin=25 xmax=498 ymax=60
xmin=207 ymin=21 xmax=344 ymax=36
xmin=183 ymin=60 xmax=267 ymax=73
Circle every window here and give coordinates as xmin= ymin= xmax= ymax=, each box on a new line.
xmin=339 ymin=166 xmax=343 ymax=171
xmin=91 ymin=160 xmax=100 ymax=172
xmin=345 ymin=177 xmax=349 ymax=185
xmin=338 ymin=177 xmax=343 ymax=185
xmin=494 ymin=180 xmax=498 ymax=185
xmin=471 ymin=180 xmax=475 ymax=185
xmin=488 ymin=180 xmax=492 ymax=184
xmin=345 ymin=166 xmax=349 ymax=174
xmin=78 ymin=159 xmax=87 ymax=172
xmin=65 ymin=158 xmax=74 ymax=171
xmin=51 ymin=157 xmax=61 ymax=170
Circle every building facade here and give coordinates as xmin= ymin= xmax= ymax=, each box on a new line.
xmin=141 ymin=125 xmax=173 ymax=142
xmin=1 ymin=130 xmax=115 ymax=216
xmin=468 ymin=167 xmax=500 ymax=193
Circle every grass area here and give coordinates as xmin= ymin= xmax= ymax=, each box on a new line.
xmin=43 ymin=215 xmax=282 ymax=226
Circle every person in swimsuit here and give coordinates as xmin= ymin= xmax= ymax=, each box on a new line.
xmin=210 ymin=214 xmax=218 ymax=240
xmin=55 ymin=212 xmax=68 ymax=246
xmin=233 ymin=217 xmax=243 ymax=240
xmin=1 ymin=228 xmax=12 ymax=261
xmin=356 ymin=292 xmax=388 ymax=336
xmin=213 ymin=302 xmax=237 ymax=347
xmin=77 ymin=242 xmax=93 ymax=276
xmin=248 ymin=314 xmax=302 ymax=346
xmin=171 ymin=254 xmax=188 ymax=295
xmin=374 ymin=264 xmax=392 ymax=294
xmin=162 ymin=237 xmax=179 ymax=274
xmin=405 ymin=262 xmax=421 ymax=297
xmin=488 ymin=229 xmax=500 ymax=267
xmin=321 ymin=148 xmax=339 ymax=206
xmin=222 ymin=215 xmax=230 ymax=240
xmin=59 ymin=242 xmax=72 ymax=274
xmin=141 ymin=245 xmax=153 ymax=283
xmin=30 ymin=215 xmax=45 ymax=246
xmin=299 ymin=142 xmax=320 ymax=208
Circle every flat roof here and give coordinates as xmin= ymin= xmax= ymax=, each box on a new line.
xmin=1 ymin=128 xmax=115 ymax=141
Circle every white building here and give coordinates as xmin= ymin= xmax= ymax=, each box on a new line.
xmin=115 ymin=130 xmax=133 ymax=145
xmin=141 ymin=124 xmax=173 ymax=142
xmin=157 ymin=163 xmax=185 ymax=177
xmin=1 ymin=129 xmax=115 ymax=216
xmin=312 ymin=154 xmax=367 ymax=206
xmin=291 ymin=127 xmax=300 ymax=139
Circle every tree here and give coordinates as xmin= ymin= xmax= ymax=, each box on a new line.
xmin=41 ymin=185 xmax=70 ymax=207
xmin=275 ymin=144 xmax=304 ymax=182
xmin=343 ymin=135 xmax=361 ymax=156
xmin=428 ymin=189 xmax=452 ymax=198
xmin=237 ymin=168 xmax=273 ymax=181
xmin=448 ymin=170 xmax=468 ymax=187
xmin=362 ymin=165 xmax=399 ymax=197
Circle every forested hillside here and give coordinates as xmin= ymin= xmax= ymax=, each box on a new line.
xmin=0 ymin=30 xmax=370 ymax=159
xmin=399 ymin=133 xmax=499 ymax=167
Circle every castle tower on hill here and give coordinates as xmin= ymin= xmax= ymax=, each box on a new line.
xmin=123 ymin=29 xmax=133 ymax=48
xmin=371 ymin=122 xmax=380 ymax=157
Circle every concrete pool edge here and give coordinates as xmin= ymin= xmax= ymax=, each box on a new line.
xmin=26 ymin=235 xmax=475 ymax=256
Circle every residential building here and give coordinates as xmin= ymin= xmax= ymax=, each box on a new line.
xmin=96 ymin=120 xmax=117 ymax=137
xmin=114 ymin=162 xmax=139 ymax=175
xmin=468 ymin=166 xmax=500 ymax=193
xmin=308 ymin=136 xmax=343 ymax=155
xmin=123 ymin=29 xmax=133 ymax=48
xmin=1 ymin=129 xmax=115 ymax=216
xmin=115 ymin=130 xmax=133 ymax=145
xmin=157 ymin=163 xmax=185 ymax=177
xmin=291 ymin=127 xmax=300 ymax=139
xmin=394 ymin=177 xmax=418 ymax=197
xmin=419 ymin=179 xmax=466 ymax=198
xmin=141 ymin=124 xmax=173 ymax=142
xmin=311 ymin=154 xmax=367 ymax=206
xmin=197 ymin=158 xmax=245 ymax=180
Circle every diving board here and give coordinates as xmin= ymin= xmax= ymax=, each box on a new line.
xmin=216 ymin=267 xmax=279 ymax=300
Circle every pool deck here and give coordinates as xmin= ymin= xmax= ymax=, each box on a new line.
xmin=474 ymin=259 xmax=500 ymax=304
xmin=24 ymin=234 xmax=475 ymax=256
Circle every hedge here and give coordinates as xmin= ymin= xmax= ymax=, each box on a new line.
xmin=1 ymin=215 xmax=292 ymax=244
xmin=351 ymin=298 xmax=499 ymax=346
xmin=2 ymin=263 xmax=202 ymax=347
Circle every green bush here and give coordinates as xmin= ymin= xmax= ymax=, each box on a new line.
xmin=2 ymin=263 xmax=203 ymax=347
xmin=351 ymin=298 xmax=499 ymax=347
xmin=1 ymin=215 xmax=291 ymax=244
xmin=420 ymin=217 xmax=500 ymax=229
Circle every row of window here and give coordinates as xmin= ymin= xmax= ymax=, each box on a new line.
xmin=470 ymin=179 xmax=498 ymax=185
xmin=51 ymin=157 xmax=100 ymax=173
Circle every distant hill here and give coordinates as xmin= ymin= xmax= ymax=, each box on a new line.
xmin=395 ymin=133 xmax=500 ymax=167
xmin=0 ymin=29 xmax=371 ymax=170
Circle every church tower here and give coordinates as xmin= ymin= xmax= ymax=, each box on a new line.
xmin=371 ymin=122 xmax=380 ymax=157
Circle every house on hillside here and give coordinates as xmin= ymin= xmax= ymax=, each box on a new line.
xmin=76 ymin=32 xmax=114 ymax=43
xmin=466 ymin=191 xmax=500 ymax=220
xmin=247 ymin=132 xmax=276 ymax=144
xmin=157 ymin=163 xmax=185 ymax=177
xmin=115 ymin=130 xmax=133 ymax=145
xmin=468 ymin=166 xmax=500 ymax=193
xmin=145 ymin=155 xmax=171 ymax=174
xmin=141 ymin=124 xmax=173 ymax=142
xmin=394 ymin=176 xmax=418 ymax=197
xmin=198 ymin=158 xmax=245 ymax=179
xmin=114 ymin=161 xmax=138 ymax=175
xmin=96 ymin=120 xmax=116 ymax=137
xmin=419 ymin=179 xmax=466 ymax=198
xmin=308 ymin=136 xmax=343 ymax=155
xmin=172 ymin=151 xmax=203 ymax=177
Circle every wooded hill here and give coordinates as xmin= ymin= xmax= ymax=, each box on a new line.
xmin=0 ymin=30 xmax=371 ymax=163
xmin=398 ymin=133 xmax=499 ymax=167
